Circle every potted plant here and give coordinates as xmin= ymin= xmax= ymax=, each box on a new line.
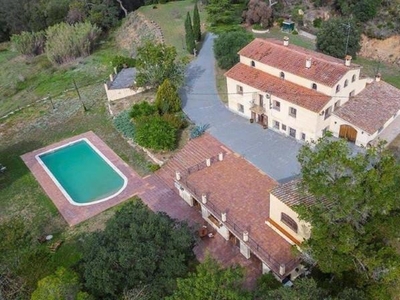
xmin=250 ymin=118 xmax=254 ymax=123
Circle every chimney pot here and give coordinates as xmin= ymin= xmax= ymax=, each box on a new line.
xmin=283 ymin=36 xmax=289 ymax=46
xmin=206 ymin=158 xmax=211 ymax=167
xmin=175 ymin=171 xmax=181 ymax=181
xmin=218 ymin=152 xmax=224 ymax=161
xmin=202 ymin=194 xmax=207 ymax=204
xmin=345 ymin=55 xmax=352 ymax=66
xmin=279 ymin=264 xmax=286 ymax=275
xmin=243 ymin=231 xmax=249 ymax=242
xmin=306 ymin=58 xmax=312 ymax=69
xmin=221 ymin=212 xmax=227 ymax=222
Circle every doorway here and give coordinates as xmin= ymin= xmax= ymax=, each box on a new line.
xmin=339 ymin=125 xmax=357 ymax=143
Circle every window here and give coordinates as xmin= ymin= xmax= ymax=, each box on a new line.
xmin=251 ymin=60 xmax=255 ymax=67
xmin=352 ymin=74 xmax=356 ymax=82
xmin=336 ymin=84 xmax=341 ymax=93
xmin=273 ymin=100 xmax=281 ymax=111
xmin=237 ymin=85 xmax=243 ymax=95
xmin=237 ymin=104 xmax=244 ymax=113
xmin=324 ymin=106 xmax=332 ymax=120
xmin=334 ymin=100 xmax=341 ymax=110
xmin=273 ymin=120 xmax=280 ymax=129
xmin=282 ymin=124 xmax=287 ymax=131
xmin=289 ymin=127 xmax=296 ymax=138
xmin=280 ymin=72 xmax=285 ymax=79
xmin=344 ymin=79 xmax=348 ymax=88
xmin=281 ymin=213 xmax=298 ymax=233
xmin=289 ymin=107 xmax=297 ymax=118
xmin=312 ymin=83 xmax=317 ymax=90
xmin=301 ymin=133 xmax=306 ymax=141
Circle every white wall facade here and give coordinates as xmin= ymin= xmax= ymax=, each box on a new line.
xmin=269 ymin=194 xmax=311 ymax=243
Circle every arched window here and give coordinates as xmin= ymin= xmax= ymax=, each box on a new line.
xmin=281 ymin=213 xmax=298 ymax=233
xmin=344 ymin=79 xmax=348 ymax=88
xmin=312 ymin=83 xmax=317 ymax=90
xmin=352 ymin=74 xmax=356 ymax=82
xmin=336 ymin=84 xmax=341 ymax=93
xmin=251 ymin=60 xmax=255 ymax=67
xmin=280 ymin=72 xmax=285 ymax=79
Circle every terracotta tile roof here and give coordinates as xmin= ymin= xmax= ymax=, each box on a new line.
xmin=225 ymin=63 xmax=331 ymax=112
xmin=182 ymin=153 xmax=299 ymax=276
xmin=333 ymin=81 xmax=400 ymax=134
xmin=238 ymin=38 xmax=359 ymax=87
xmin=271 ymin=178 xmax=316 ymax=208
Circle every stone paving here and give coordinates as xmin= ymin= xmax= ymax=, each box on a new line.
xmin=180 ymin=33 xmax=302 ymax=183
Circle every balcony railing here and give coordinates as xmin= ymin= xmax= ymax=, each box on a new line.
xmin=177 ymin=178 xmax=301 ymax=278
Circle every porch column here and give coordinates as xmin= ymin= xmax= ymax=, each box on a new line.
xmin=201 ymin=205 xmax=210 ymax=219
xmin=262 ymin=262 xmax=271 ymax=274
xmin=240 ymin=240 xmax=251 ymax=259
xmin=217 ymin=225 xmax=229 ymax=241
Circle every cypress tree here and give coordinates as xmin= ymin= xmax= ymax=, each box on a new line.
xmin=185 ymin=12 xmax=195 ymax=54
xmin=193 ymin=2 xmax=201 ymax=42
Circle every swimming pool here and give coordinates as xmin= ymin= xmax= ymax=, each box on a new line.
xmin=36 ymin=138 xmax=127 ymax=206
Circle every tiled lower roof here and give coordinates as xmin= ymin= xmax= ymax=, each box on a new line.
xmin=225 ymin=63 xmax=331 ymax=112
xmin=270 ymin=178 xmax=316 ymax=208
xmin=333 ymin=81 xmax=400 ymax=134
xmin=183 ymin=153 xmax=298 ymax=275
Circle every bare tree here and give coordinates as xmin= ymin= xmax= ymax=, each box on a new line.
xmin=243 ymin=0 xmax=273 ymax=28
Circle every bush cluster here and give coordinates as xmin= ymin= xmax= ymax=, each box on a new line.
xmin=11 ymin=31 xmax=46 ymax=56
xmin=135 ymin=116 xmax=177 ymax=151
xmin=111 ymin=55 xmax=136 ymax=72
xmin=45 ymin=22 xmax=101 ymax=65
xmin=113 ymin=110 xmax=135 ymax=138
xmin=130 ymin=101 xmax=158 ymax=120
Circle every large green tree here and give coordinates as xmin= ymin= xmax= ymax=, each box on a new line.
xmin=296 ymin=134 xmax=400 ymax=299
xmin=81 ymin=200 xmax=195 ymax=299
xmin=316 ymin=17 xmax=361 ymax=58
xmin=192 ymin=2 xmax=201 ymax=41
xmin=167 ymin=256 xmax=251 ymax=300
xmin=213 ymin=31 xmax=254 ymax=69
xmin=184 ymin=12 xmax=195 ymax=54
xmin=206 ymin=0 xmax=241 ymax=27
xmin=135 ymin=42 xmax=185 ymax=88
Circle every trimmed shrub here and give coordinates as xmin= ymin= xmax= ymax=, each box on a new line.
xmin=135 ymin=116 xmax=177 ymax=151
xmin=111 ymin=55 xmax=136 ymax=72
xmin=45 ymin=22 xmax=101 ymax=65
xmin=193 ymin=2 xmax=201 ymax=41
xmin=162 ymin=113 xmax=187 ymax=130
xmin=148 ymin=163 xmax=160 ymax=172
xmin=113 ymin=110 xmax=135 ymax=138
xmin=129 ymin=101 xmax=158 ymax=120
xmin=155 ymin=79 xmax=181 ymax=113
xmin=11 ymin=31 xmax=46 ymax=56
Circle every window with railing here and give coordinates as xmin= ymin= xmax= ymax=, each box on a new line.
xmin=281 ymin=213 xmax=298 ymax=233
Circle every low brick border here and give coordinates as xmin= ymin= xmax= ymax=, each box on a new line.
xmin=21 ymin=131 xmax=145 ymax=226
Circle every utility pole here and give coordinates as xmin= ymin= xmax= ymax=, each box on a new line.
xmin=73 ymin=79 xmax=88 ymax=111
xmin=343 ymin=22 xmax=351 ymax=57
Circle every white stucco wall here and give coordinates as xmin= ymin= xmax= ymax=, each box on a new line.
xmin=269 ymin=194 xmax=311 ymax=243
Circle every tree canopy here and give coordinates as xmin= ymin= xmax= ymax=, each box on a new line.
xmin=213 ymin=31 xmax=254 ymax=69
xmin=296 ymin=134 xmax=400 ymax=299
xmin=192 ymin=2 xmax=201 ymax=42
xmin=167 ymin=256 xmax=251 ymax=300
xmin=316 ymin=17 xmax=361 ymax=59
xmin=184 ymin=12 xmax=195 ymax=54
xmin=135 ymin=42 xmax=185 ymax=88
xmin=155 ymin=79 xmax=181 ymax=113
xmin=80 ymin=200 xmax=196 ymax=299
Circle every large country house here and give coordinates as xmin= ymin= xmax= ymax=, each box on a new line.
xmin=225 ymin=37 xmax=400 ymax=146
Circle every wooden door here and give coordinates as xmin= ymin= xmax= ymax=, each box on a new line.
xmin=339 ymin=125 xmax=357 ymax=143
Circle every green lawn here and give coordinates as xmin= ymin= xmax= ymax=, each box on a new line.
xmin=139 ymin=0 xmax=207 ymax=58
xmin=253 ymin=27 xmax=316 ymax=50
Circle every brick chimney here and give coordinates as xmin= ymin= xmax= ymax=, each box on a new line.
xmin=345 ymin=55 xmax=352 ymax=66
xmin=283 ymin=36 xmax=289 ymax=46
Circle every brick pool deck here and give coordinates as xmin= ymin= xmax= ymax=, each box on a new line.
xmin=21 ymin=131 xmax=145 ymax=226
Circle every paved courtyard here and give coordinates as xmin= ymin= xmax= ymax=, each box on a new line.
xmin=180 ymin=34 xmax=301 ymax=183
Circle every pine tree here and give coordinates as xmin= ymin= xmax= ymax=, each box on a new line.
xmin=184 ymin=12 xmax=195 ymax=54
xmin=193 ymin=2 xmax=201 ymax=42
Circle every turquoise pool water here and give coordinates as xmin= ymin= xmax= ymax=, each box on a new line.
xmin=38 ymin=139 xmax=126 ymax=205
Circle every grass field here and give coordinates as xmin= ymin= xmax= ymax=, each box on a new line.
xmin=140 ymin=0 xmax=207 ymax=58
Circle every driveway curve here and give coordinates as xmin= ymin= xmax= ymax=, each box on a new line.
xmin=180 ymin=33 xmax=301 ymax=183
